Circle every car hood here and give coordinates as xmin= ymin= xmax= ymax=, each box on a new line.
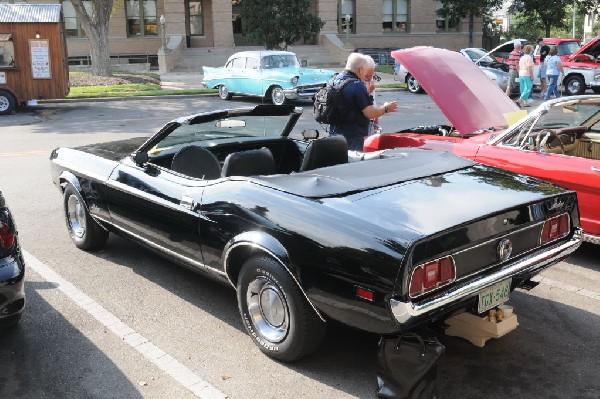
xmin=392 ymin=47 xmax=519 ymax=135
xmin=570 ymin=35 xmax=600 ymax=60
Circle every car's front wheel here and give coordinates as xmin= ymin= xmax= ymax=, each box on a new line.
xmin=406 ymin=74 xmax=424 ymax=94
xmin=563 ymin=76 xmax=586 ymax=95
xmin=270 ymin=86 xmax=286 ymax=105
xmin=63 ymin=184 xmax=109 ymax=251
xmin=237 ymin=255 xmax=326 ymax=362
xmin=0 ymin=90 xmax=16 ymax=115
xmin=218 ymin=85 xmax=232 ymax=100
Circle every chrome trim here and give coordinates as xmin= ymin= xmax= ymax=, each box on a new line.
xmin=94 ymin=214 xmax=227 ymax=278
xmin=224 ymin=241 xmax=326 ymax=322
xmin=583 ymin=232 xmax=600 ymax=245
xmin=390 ymin=229 xmax=582 ymax=324
xmin=181 ymin=195 xmax=195 ymax=210
xmin=452 ymin=221 xmax=542 ymax=257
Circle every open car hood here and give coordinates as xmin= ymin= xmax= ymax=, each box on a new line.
xmin=392 ymin=47 xmax=519 ymax=135
xmin=570 ymin=35 xmax=600 ymax=61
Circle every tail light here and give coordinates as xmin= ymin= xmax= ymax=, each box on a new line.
xmin=409 ymin=256 xmax=456 ymax=298
xmin=540 ymin=213 xmax=570 ymax=245
xmin=0 ymin=219 xmax=16 ymax=250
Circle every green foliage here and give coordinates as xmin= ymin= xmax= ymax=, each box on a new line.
xmin=241 ymin=0 xmax=324 ymax=49
xmin=437 ymin=0 xmax=504 ymax=19
xmin=509 ymin=0 xmax=595 ymax=37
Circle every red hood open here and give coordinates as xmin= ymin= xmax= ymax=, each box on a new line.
xmin=569 ymin=35 xmax=600 ymax=61
xmin=392 ymin=47 xmax=519 ymax=135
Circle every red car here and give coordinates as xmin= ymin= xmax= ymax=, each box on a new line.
xmin=534 ymin=37 xmax=600 ymax=95
xmin=364 ymin=47 xmax=600 ymax=245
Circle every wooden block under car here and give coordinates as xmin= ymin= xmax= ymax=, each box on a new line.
xmin=444 ymin=311 xmax=519 ymax=347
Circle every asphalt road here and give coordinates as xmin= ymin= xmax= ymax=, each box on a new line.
xmin=0 ymin=92 xmax=598 ymax=399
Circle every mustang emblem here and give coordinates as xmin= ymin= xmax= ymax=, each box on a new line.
xmin=497 ymin=238 xmax=513 ymax=262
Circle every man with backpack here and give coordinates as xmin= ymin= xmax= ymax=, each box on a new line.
xmin=326 ymin=53 xmax=398 ymax=151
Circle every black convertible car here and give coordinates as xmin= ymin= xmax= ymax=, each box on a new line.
xmin=50 ymin=105 xmax=582 ymax=362
xmin=0 ymin=190 xmax=25 ymax=328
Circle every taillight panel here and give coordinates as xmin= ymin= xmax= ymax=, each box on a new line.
xmin=0 ymin=209 xmax=16 ymax=252
xmin=409 ymin=255 xmax=456 ymax=298
xmin=540 ymin=213 xmax=570 ymax=245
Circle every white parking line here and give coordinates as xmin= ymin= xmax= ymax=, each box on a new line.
xmin=23 ymin=250 xmax=228 ymax=399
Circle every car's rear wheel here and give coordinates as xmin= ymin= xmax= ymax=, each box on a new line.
xmin=563 ymin=76 xmax=586 ymax=96
xmin=218 ymin=85 xmax=232 ymax=100
xmin=270 ymin=86 xmax=286 ymax=105
xmin=237 ymin=255 xmax=326 ymax=362
xmin=0 ymin=90 xmax=16 ymax=115
xmin=406 ymin=74 xmax=424 ymax=94
xmin=63 ymin=184 xmax=109 ymax=251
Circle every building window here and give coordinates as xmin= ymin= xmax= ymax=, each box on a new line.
xmin=338 ymin=0 xmax=355 ymax=34
xmin=436 ymin=2 xmax=459 ymax=32
xmin=187 ymin=1 xmax=204 ymax=36
xmin=383 ymin=0 xmax=408 ymax=32
xmin=62 ymin=1 xmax=92 ymax=37
xmin=126 ymin=0 xmax=158 ymax=37
xmin=0 ymin=34 xmax=15 ymax=67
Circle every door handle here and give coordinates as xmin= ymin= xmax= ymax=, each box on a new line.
xmin=592 ymin=166 xmax=600 ymax=173
xmin=180 ymin=195 xmax=195 ymax=210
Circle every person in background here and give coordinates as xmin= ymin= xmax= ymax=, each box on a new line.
xmin=536 ymin=38 xmax=550 ymax=98
xmin=544 ymin=46 xmax=564 ymax=100
xmin=517 ymin=45 xmax=535 ymax=107
xmin=505 ymin=41 xmax=522 ymax=97
xmin=329 ymin=53 xmax=398 ymax=151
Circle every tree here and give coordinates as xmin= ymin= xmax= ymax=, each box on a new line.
xmin=437 ymin=0 xmax=504 ymax=48
xmin=510 ymin=0 xmax=599 ymax=37
xmin=241 ymin=0 xmax=324 ymax=50
xmin=71 ymin=0 xmax=113 ymax=76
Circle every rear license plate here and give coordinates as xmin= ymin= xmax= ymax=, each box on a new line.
xmin=477 ymin=279 xmax=511 ymax=313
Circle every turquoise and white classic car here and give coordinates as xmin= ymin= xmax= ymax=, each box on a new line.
xmin=202 ymin=50 xmax=336 ymax=105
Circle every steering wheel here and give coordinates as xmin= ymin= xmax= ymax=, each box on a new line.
xmin=539 ymin=129 xmax=565 ymax=154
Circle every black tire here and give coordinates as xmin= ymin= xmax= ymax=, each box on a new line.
xmin=270 ymin=86 xmax=286 ymax=105
xmin=406 ymin=74 xmax=424 ymax=94
xmin=63 ymin=184 xmax=109 ymax=251
xmin=563 ymin=76 xmax=586 ymax=96
xmin=0 ymin=89 xmax=16 ymax=115
xmin=218 ymin=85 xmax=232 ymax=100
xmin=237 ymin=255 xmax=326 ymax=362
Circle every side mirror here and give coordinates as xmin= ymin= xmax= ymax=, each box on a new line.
xmin=133 ymin=151 xmax=148 ymax=166
xmin=301 ymin=59 xmax=308 ymax=67
xmin=301 ymin=129 xmax=319 ymax=140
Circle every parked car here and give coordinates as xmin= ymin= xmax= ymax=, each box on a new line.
xmin=202 ymin=51 xmax=336 ymax=105
xmin=489 ymin=38 xmax=529 ymax=63
xmin=534 ymin=37 xmax=600 ymax=95
xmin=0 ymin=190 xmax=25 ymax=328
xmin=396 ymin=48 xmax=510 ymax=93
xmin=364 ymin=46 xmax=600 ymax=245
xmin=50 ymin=104 xmax=582 ymax=362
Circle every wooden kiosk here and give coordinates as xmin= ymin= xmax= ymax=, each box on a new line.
xmin=0 ymin=3 xmax=69 ymax=115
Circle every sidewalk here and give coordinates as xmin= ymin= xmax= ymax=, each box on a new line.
xmin=159 ymin=71 xmax=400 ymax=91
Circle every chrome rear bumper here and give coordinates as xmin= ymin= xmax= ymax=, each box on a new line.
xmin=390 ymin=228 xmax=583 ymax=324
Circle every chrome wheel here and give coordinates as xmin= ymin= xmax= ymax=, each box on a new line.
xmin=246 ymin=276 xmax=289 ymax=343
xmin=271 ymin=86 xmax=286 ymax=105
xmin=67 ymin=194 xmax=86 ymax=239
xmin=564 ymin=76 xmax=585 ymax=96
xmin=406 ymin=74 xmax=424 ymax=94
xmin=218 ymin=85 xmax=232 ymax=100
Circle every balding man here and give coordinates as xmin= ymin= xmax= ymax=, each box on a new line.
xmin=505 ymin=41 xmax=522 ymax=97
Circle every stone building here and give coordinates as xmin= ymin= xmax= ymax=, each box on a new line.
xmin=3 ymin=0 xmax=483 ymax=68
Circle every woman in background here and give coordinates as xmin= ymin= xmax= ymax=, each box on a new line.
xmin=544 ymin=46 xmax=564 ymax=100
xmin=517 ymin=45 xmax=535 ymax=107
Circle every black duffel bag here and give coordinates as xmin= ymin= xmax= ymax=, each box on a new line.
xmin=376 ymin=332 xmax=445 ymax=399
